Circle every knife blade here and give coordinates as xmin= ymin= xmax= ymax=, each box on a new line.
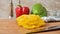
xmin=26 ymin=26 xmax=60 ymax=34
xmin=41 ymin=16 xmax=60 ymax=22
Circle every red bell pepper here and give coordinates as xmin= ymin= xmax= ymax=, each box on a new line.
xmin=23 ymin=7 xmax=30 ymax=14
xmin=15 ymin=5 xmax=22 ymax=18
xmin=15 ymin=5 xmax=30 ymax=18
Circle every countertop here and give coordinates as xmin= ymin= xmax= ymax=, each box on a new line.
xmin=0 ymin=19 xmax=60 ymax=34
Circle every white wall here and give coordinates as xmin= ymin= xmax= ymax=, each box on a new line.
xmin=0 ymin=0 xmax=60 ymax=18
xmin=21 ymin=0 xmax=60 ymax=16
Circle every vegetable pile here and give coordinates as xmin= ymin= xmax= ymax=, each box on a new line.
xmin=16 ymin=15 xmax=45 ymax=29
xmin=15 ymin=3 xmax=47 ymax=29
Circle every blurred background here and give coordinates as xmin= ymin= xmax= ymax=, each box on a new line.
xmin=0 ymin=0 xmax=60 ymax=18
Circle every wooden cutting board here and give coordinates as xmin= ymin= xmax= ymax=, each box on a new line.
xmin=0 ymin=19 xmax=60 ymax=34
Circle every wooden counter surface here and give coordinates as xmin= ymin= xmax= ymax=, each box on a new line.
xmin=0 ymin=19 xmax=60 ymax=34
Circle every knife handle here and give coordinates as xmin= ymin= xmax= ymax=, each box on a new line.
xmin=10 ymin=0 xmax=13 ymax=18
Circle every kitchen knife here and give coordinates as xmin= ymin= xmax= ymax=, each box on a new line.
xmin=26 ymin=26 xmax=60 ymax=34
xmin=41 ymin=16 xmax=60 ymax=22
xmin=19 ymin=0 xmax=20 ymax=4
xmin=9 ymin=0 xmax=13 ymax=19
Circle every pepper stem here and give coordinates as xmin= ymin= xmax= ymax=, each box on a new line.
xmin=17 ymin=5 xmax=22 ymax=7
xmin=17 ymin=0 xmax=22 ymax=7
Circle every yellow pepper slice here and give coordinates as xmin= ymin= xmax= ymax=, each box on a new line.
xmin=16 ymin=15 xmax=45 ymax=29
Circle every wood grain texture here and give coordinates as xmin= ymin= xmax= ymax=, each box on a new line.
xmin=0 ymin=19 xmax=60 ymax=34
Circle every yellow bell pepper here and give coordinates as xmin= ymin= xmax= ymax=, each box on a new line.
xmin=16 ymin=15 xmax=45 ymax=29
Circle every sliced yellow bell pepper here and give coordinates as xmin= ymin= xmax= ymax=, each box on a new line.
xmin=16 ymin=15 xmax=45 ymax=29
